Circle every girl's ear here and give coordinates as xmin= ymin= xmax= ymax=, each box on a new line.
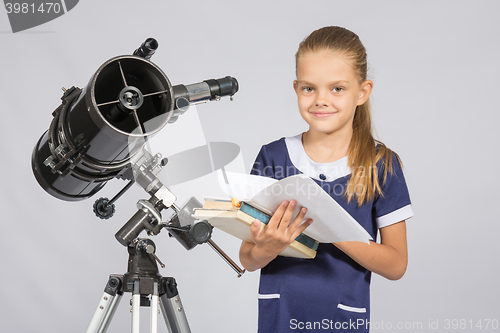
xmin=357 ymin=80 xmax=373 ymax=105
xmin=293 ymin=80 xmax=298 ymax=94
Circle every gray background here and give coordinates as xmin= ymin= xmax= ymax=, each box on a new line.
xmin=1 ymin=0 xmax=499 ymax=332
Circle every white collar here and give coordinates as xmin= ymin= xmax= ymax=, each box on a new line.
xmin=285 ymin=133 xmax=351 ymax=182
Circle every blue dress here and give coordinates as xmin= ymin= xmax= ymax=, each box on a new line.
xmin=251 ymin=134 xmax=413 ymax=333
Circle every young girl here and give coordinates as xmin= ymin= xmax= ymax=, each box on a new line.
xmin=239 ymin=26 xmax=413 ymax=332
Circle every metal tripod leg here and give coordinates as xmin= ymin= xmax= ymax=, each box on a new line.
xmin=159 ymin=277 xmax=191 ymax=333
xmin=131 ymin=280 xmax=141 ymax=333
xmin=86 ymin=277 xmax=123 ymax=333
xmin=151 ymin=281 xmax=159 ymax=333
xmin=130 ymin=279 xmax=161 ymax=333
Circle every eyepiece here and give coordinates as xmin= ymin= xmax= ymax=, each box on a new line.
xmin=203 ymin=76 xmax=239 ymax=100
xmin=133 ymin=38 xmax=158 ymax=60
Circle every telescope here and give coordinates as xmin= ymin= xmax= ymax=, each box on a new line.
xmin=31 ymin=38 xmax=243 ymax=333
xmin=32 ymin=38 xmax=238 ymax=202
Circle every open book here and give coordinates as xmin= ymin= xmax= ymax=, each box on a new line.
xmin=194 ymin=173 xmax=373 ymax=258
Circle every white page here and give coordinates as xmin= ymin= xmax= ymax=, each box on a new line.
xmin=217 ymin=170 xmax=277 ymax=200
xmin=218 ymin=172 xmax=372 ymax=243
xmin=250 ymin=174 xmax=372 ymax=243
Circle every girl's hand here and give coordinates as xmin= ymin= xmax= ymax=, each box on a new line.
xmin=249 ymin=200 xmax=313 ymax=260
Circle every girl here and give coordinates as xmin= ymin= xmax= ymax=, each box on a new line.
xmin=239 ymin=26 xmax=413 ymax=332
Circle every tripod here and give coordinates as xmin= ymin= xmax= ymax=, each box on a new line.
xmin=86 ymin=238 xmax=191 ymax=333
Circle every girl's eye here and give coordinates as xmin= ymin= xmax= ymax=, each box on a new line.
xmin=333 ymin=87 xmax=343 ymax=93
xmin=302 ymin=87 xmax=314 ymax=93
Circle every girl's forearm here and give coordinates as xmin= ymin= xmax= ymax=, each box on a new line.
xmin=334 ymin=241 xmax=407 ymax=280
xmin=334 ymin=221 xmax=408 ymax=280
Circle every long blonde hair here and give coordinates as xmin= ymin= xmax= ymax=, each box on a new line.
xmin=295 ymin=26 xmax=400 ymax=206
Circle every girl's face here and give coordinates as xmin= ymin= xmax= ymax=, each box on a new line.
xmin=294 ymin=50 xmax=372 ymax=137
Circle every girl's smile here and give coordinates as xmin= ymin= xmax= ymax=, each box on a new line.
xmin=310 ymin=111 xmax=338 ymax=118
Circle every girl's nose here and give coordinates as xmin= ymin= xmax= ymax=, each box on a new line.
xmin=315 ymin=90 xmax=330 ymax=107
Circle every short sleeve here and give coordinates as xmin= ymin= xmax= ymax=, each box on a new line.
xmin=250 ymin=146 xmax=275 ymax=178
xmin=373 ymin=155 xmax=414 ymax=229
